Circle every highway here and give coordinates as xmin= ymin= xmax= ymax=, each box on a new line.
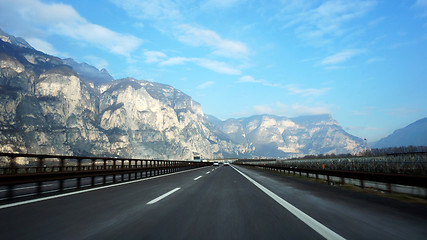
xmin=0 ymin=164 xmax=426 ymax=239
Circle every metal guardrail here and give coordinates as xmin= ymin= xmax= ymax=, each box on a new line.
xmin=0 ymin=152 xmax=210 ymax=199
xmin=236 ymin=163 xmax=427 ymax=193
xmin=275 ymin=153 xmax=427 ymax=175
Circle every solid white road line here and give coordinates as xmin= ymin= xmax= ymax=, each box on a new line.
xmin=0 ymin=166 xmax=209 ymax=210
xmin=193 ymin=176 xmax=202 ymax=181
xmin=231 ymin=165 xmax=345 ymax=240
xmin=147 ymin=187 xmax=181 ymax=205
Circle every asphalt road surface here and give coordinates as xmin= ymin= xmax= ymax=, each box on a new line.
xmin=0 ymin=164 xmax=426 ymax=240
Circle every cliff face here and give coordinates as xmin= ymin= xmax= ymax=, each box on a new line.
xmin=0 ymin=40 xmax=108 ymax=156
xmin=211 ymin=114 xmax=366 ymax=158
xmin=96 ymin=78 xmax=247 ymax=159
xmin=0 ymin=30 xmax=366 ymax=159
xmin=0 ymin=38 xmax=244 ymax=159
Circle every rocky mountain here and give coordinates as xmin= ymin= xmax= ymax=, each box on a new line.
xmin=0 ymin=29 xmax=33 ymax=49
xmin=0 ymin=29 xmax=366 ymax=159
xmin=0 ymin=31 xmax=247 ymax=159
xmin=209 ymin=114 xmax=366 ymax=158
xmin=62 ymin=58 xmax=113 ymax=85
xmin=373 ymin=117 xmax=427 ymax=148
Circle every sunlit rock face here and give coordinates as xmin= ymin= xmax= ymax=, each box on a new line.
xmin=96 ymin=78 xmax=246 ymax=159
xmin=0 ymin=35 xmax=245 ymax=159
xmin=0 ymin=39 xmax=109 ymax=156
xmin=0 ymin=30 xmax=364 ymax=159
xmin=212 ymin=114 xmax=366 ymax=158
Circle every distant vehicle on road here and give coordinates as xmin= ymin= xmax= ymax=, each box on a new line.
xmin=224 ymin=161 xmax=230 ymax=166
xmin=213 ymin=161 xmax=219 ymax=166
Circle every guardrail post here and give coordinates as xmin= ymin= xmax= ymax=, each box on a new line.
xmin=77 ymin=158 xmax=82 ymax=171
xmin=60 ymin=157 xmax=65 ymax=172
xmin=37 ymin=157 xmax=43 ymax=173
xmin=121 ymin=160 xmax=125 ymax=181
xmin=9 ymin=156 xmax=17 ymax=174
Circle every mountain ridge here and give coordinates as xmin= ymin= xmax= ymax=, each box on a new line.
xmin=373 ymin=118 xmax=427 ymax=148
xmin=0 ymin=29 xmax=368 ymax=159
xmin=210 ymin=114 xmax=365 ymax=158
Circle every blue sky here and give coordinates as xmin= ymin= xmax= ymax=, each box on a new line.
xmin=1 ymin=0 xmax=426 ymax=143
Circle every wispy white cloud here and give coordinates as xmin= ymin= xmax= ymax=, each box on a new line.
xmin=251 ymin=102 xmax=331 ymax=117
xmin=238 ymin=75 xmax=262 ymax=83
xmin=321 ymin=49 xmax=365 ymax=65
xmin=193 ymin=58 xmax=241 ymax=75
xmin=237 ymin=75 xmax=280 ymax=87
xmin=290 ymin=103 xmax=331 ymax=116
xmin=57 ymin=23 xmax=142 ymax=57
xmin=278 ymin=0 xmax=377 ymax=46
xmin=366 ymin=57 xmax=384 ymax=64
xmin=388 ymin=40 xmax=417 ymax=49
xmin=201 ymin=0 xmax=243 ymax=9
xmin=285 ymin=85 xmax=330 ymax=97
xmin=197 ymin=81 xmax=215 ymax=89
xmin=144 ymin=50 xmax=168 ymax=63
xmin=159 ymin=57 xmax=189 ymax=66
xmin=238 ymin=76 xmax=330 ymax=97
xmin=0 ymin=0 xmax=143 ymax=57
xmin=416 ymin=0 xmax=427 ymax=6
xmin=174 ymin=24 xmax=249 ymax=59
xmin=153 ymin=55 xmax=241 ymax=75
xmin=109 ymin=0 xmax=181 ymax=21
xmin=25 ymin=37 xmax=61 ymax=56
xmin=109 ymin=1 xmax=249 ymax=59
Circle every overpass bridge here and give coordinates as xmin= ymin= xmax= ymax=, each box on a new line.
xmin=0 ymin=153 xmax=426 ymax=239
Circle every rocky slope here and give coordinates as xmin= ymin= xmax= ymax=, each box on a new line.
xmin=0 ymin=34 xmax=246 ymax=159
xmin=373 ymin=117 xmax=427 ymax=148
xmin=209 ymin=114 xmax=366 ymax=158
xmin=62 ymin=58 xmax=113 ymax=85
xmin=0 ymin=29 xmax=366 ymax=159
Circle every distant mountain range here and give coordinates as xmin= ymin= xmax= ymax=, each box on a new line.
xmin=0 ymin=29 xmax=370 ymax=159
xmin=62 ymin=58 xmax=113 ymax=85
xmin=372 ymin=118 xmax=427 ymax=148
xmin=208 ymin=114 xmax=365 ymax=158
